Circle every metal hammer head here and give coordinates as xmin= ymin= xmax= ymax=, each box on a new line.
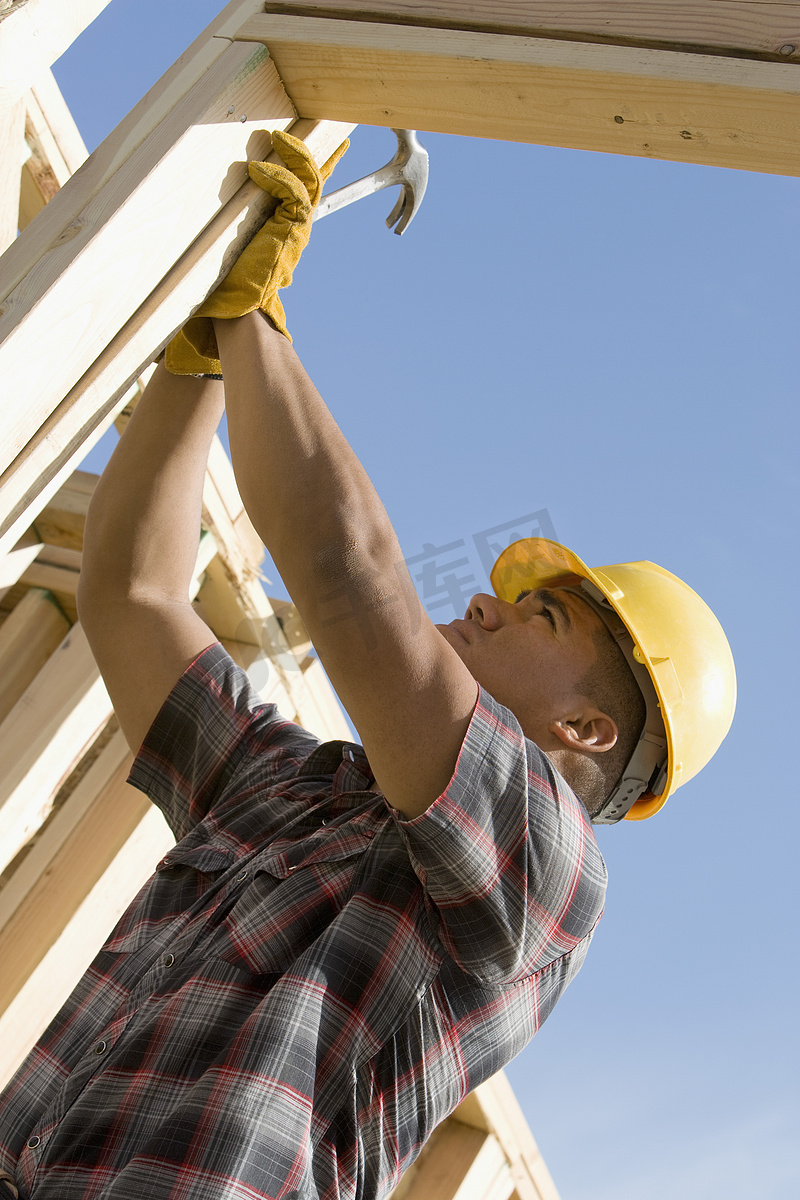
xmin=313 ymin=128 xmax=430 ymax=234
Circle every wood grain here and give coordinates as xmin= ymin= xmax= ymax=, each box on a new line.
xmin=260 ymin=2 xmax=800 ymax=60
xmin=0 ymin=0 xmax=114 ymax=106
xmin=0 ymin=43 xmax=296 ymax=482
xmin=0 ymin=119 xmax=354 ymax=561
xmin=0 ymin=99 xmax=24 ymax=252
xmin=236 ymin=15 xmax=800 ymax=175
xmin=0 ymin=621 xmax=112 ymax=875
xmin=0 ymin=588 xmax=69 ymax=724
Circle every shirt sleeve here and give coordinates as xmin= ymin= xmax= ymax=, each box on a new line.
xmin=390 ymin=685 xmax=608 ymax=986
xmin=127 ymin=642 xmax=320 ymax=841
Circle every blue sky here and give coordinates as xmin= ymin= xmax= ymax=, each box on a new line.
xmin=55 ymin=3 xmax=799 ymax=1197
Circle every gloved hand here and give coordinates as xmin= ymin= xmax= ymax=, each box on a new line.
xmin=166 ymin=131 xmax=349 ymax=375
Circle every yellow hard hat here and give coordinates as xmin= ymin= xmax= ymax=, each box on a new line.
xmin=490 ymin=538 xmax=736 ymax=823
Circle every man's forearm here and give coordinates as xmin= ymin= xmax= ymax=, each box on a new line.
xmin=78 ymin=365 xmax=225 ymax=617
xmin=216 ymin=313 xmax=401 ymax=614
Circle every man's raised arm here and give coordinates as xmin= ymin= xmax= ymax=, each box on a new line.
xmin=76 ymin=369 xmax=223 ymax=754
xmin=216 ymin=311 xmax=479 ymax=819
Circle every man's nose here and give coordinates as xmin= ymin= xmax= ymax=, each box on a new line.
xmin=465 ymin=593 xmax=509 ymax=629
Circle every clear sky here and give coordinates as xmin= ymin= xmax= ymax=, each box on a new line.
xmin=54 ymin=3 xmax=799 ymax=1197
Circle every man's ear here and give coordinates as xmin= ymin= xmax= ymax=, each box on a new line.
xmin=549 ymin=709 xmax=618 ymax=755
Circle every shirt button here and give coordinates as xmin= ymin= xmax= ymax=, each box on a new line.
xmin=162 ymin=954 xmax=175 ymax=968
xmin=94 ymin=1040 xmax=107 ymax=1055
xmin=27 ymin=1136 xmax=40 ymax=1149
xmin=235 ymin=870 xmax=248 ymax=881
xmin=347 ymin=749 xmax=355 ymax=762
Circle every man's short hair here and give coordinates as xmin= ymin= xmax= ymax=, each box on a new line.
xmin=572 ymin=624 xmax=647 ymax=819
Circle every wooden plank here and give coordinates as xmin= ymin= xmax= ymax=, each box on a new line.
xmin=393 ymin=1121 xmax=500 ymax=1200
xmin=0 ymin=621 xmax=112 ymax=875
xmin=0 ymin=729 xmax=142 ymax=1018
xmin=0 ymin=98 xmax=24 ymax=251
xmin=0 ymin=117 xmax=353 ymax=562
xmin=0 ymin=588 xmax=69 ymax=724
xmin=468 ymin=1074 xmax=561 ymax=1200
xmin=29 ymin=67 xmax=89 ymax=176
xmin=0 ymin=0 xmax=271 ymax=298
xmin=0 ymin=804 xmax=174 ymax=1088
xmin=0 ymin=42 xmax=297 ymax=483
xmin=0 ymin=382 xmax=127 ymax=561
xmin=9 ymin=560 xmax=80 ymax=622
xmin=0 ymin=527 xmax=42 ymax=592
xmin=236 ymin=14 xmax=800 ymax=176
xmin=34 ymin=468 xmax=95 ymax=550
xmin=0 ymin=0 xmax=114 ymax=107
xmin=261 ymin=2 xmax=800 ymax=61
xmin=18 ymin=75 xmax=82 ymax=231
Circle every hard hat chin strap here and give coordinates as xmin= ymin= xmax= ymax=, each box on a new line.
xmin=565 ymin=582 xmax=668 ymax=825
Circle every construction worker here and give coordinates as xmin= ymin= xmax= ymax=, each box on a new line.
xmin=0 ymin=136 xmax=735 ymax=1200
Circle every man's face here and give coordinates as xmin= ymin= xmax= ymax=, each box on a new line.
xmin=436 ymin=586 xmax=606 ymax=746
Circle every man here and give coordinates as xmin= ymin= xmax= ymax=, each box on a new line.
xmin=0 ymin=135 xmax=735 ymax=1200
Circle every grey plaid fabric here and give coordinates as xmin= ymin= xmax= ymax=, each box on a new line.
xmin=0 ymin=645 xmax=607 ymax=1200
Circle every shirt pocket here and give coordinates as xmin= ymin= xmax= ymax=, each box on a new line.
xmin=102 ymin=845 xmax=235 ymax=955
xmin=212 ymin=836 xmax=372 ymax=976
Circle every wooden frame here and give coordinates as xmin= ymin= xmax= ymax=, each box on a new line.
xmin=235 ymin=12 xmax=800 ymax=176
xmin=2 ymin=0 xmax=797 ymax=561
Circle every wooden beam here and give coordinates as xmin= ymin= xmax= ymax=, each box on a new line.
xmin=33 ymin=468 xmax=94 ymax=550
xmin=393 ymin=1120 xmax=513 ymax=1200
xmin=235 ymin=13 xmax=800 ymax=176
xmin=0 ymin=115 xmax=353 ymax=562
xmin=0 ymin=729 xmax=137 ymax=1017
xmin=456 ymin=1074 xmax=561 ymax=1200
xmin=0 ymin=527 xmax=42 ymax=593
xmin=0 ymin=0 xmax=114 ymax=107
xmin=0 ymin=620 xmax=113 ymax=875
xmin=0 ymin=41 xmax=297 ymax=482
xmin=19 ymin=69 xmax=88 ymax=231
xmin=0 ymin=98 xmax=24 ymax=251
xmin=0 ymin=587 xmax=69 ymax=724
xmin=261 ymin=2 xmax=800 ymax=61
xmin=0 ymin=804 xmax=174 ymax=1088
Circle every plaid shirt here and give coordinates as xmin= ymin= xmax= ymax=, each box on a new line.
xmin=0 ymin=645 xmax=606 ymax=1200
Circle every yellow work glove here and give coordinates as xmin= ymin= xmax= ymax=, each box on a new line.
xmin=166 ymin=131 xmax=349 ymax=375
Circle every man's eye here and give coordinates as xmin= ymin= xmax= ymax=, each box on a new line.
xmin=515 ymin=590 xmax=531 ymax=603
xmin=541 ymin=606 xmax=556 ymax=627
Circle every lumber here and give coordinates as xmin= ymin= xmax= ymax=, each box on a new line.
xmin=0 ymin=527 xmax=41 ymax=592
xmin=2 ymin=546 xmax=83 ymax=622
xmin=33 ymin=468 xmax=95 ymax=550
xmin=0 ymin=41 xmax=296 ymax=483
xmin=9 ymin=559 xmax=80 ymax=622
xmin=0 ymin=729 xmax=140 ymax=1019
xmin=0 ymin=117 xmax=354 ymax=562
xmin=0 ymin=804 xmax=174 ymax=1089
xmin=29 ymin=67 xmax=89 ymax=176
xmin=0 ymin=587 xmax=69 ymax=724
xmin=236 ymin=14 xmax=800 ymax=176
xmin=262 ymin=2 xmax=800 ymax=61
xmin=461 ymin=1074 xmax=561 ymax=1200
xmin=0 ymin=0 xmax=114 ymax=107
xmin=0 ymin=98 xmax=24 ymax=251
xmin=0 ymin=0 xmax=271 ymax=298
xmin=393 ymin=1121 xmax=510 ymax=1200
xmin=18 ymin=69 xmax=87 ymax=230
xmin=0 ymin=621 xmax=113 ymax=875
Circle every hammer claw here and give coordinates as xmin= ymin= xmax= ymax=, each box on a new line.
xmin=313 ymin=129 xmax=428 ymax=234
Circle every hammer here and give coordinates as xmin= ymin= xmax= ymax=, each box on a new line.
xmin=313 ymin=129 xmax=429 ymax=235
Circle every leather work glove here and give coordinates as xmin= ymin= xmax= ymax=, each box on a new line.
xmin=166 ymin=131 xmax=349 ymax=375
